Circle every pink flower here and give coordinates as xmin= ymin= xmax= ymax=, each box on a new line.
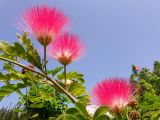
xmin=18 ymin=5 xmax=69 ymax=46
xmin=91 ymin=77 xmax=133 ymax=114
xmin=50 ymin=33 xmax=84 ymax=65
xmin=135 ymin=66 xmax=141 ymax=71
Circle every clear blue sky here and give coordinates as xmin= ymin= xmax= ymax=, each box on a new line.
xmin=1 ymin=0 xmax=160 ymax=107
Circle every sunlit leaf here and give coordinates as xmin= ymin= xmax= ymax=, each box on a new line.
xmin=74 ymin=102 xmax=89 ymax=117
xmin=47 ymin=66 xmax=63 ymax=77
xmin=94 ymin=115 xmax=110 ymax=120
xmin=17 ymin=32 xmax=42 ymax=70
xmin=93 ymin=106 xmax=108 ymax=120
xmin=57 ymin=114 xmax=78 ymax=120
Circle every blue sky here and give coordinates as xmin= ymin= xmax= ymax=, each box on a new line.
xmin=1 ymin=0 xmax=160 ymax=107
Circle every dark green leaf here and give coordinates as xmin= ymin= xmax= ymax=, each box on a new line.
xmin=66 ymin=108 xmax=80 ymax=114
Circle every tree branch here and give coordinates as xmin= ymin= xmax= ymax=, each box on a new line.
xmin=0 ymin=56 xmax=78 ymax=103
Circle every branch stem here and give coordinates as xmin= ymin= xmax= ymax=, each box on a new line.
xmin=0 ymin=56 xmax=78 ymax=103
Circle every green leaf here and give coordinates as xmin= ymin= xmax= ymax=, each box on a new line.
xmin=0 ymin=83 xmax=28 ymax=101
xmin=17 ymin=32 xmax=42 ymax=70
xmin=93 ymin=106 xmax=108 ymax=120
xmin=66 ymin=72 xmax=85 ymax=83
xmin=76 ymin=113 xmax=88 ymax=120
xmin=0 ymin=33 xmax=42 ymax=70
xmin=5 ymin=42 xmax=26 ymax=58
xmin=58 ymin=71 xmax=85 ymax=83
xmin=13 ymin=108 xmax=24 ymax=113
xmin=31 ymin=113 xmax=39 ymax=118
xmin=0 ymin=84 xmax=15 ymax=99
xmin=0 ymin=84 xmax=16 ymax=91
xmin=58 ymin=114 xmax=77 ymax=120
xmin=0 ymin=96 xmax=3 ymax=101
xmin=94 ymin=115 xmax=110 ymax=120
xmin=29 ymin=103 xmax=44 ymax=108
xmin=150 ymin=110 xmax=160 ymax=120
xmin=74 ymin=102 xmax=89 ymax=117
xmin=6 ymin=45 xmax=17 ymax=56
xmin=65 ymin=108 xmax=88 ymax=120
xmin=69 ymin=82 xmax=87 ymax=95
xmin=66 ymin=108 xmax=80 ymax=114
xmin=0 ymin=90 xmax=13 ymax=97
xmin=49 ymin=117 xmax=57 ymax=120
xmin=14 ymin=42 xmax=26 ymax=58
xmin=47 ymin=66 xmax=63 ymax=77
xmin=67 ymin=81 xmax=89 ymax=104
xmin=143 ymin=110 xmax=160 ymax=120
xmin=0 ymin=40 xmax=10 ymax=52
xmin=16 ymin=83 xmax=27 ymax=89
xmin=78 ymin=95 xmax=90 ymax=105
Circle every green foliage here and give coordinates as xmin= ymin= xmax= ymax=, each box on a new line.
xmin=48 ymin=67 xmax=89 ymax=105
xmin=138 ymin=93 xmax=160 ymax=120
xmin=47 ymin=66 xmax=64 ymax=78
xmin=57 ymin=71 xmax=89 ymax=105
xmin=57 ymin=71 xmax=85 ymax=83
xmin=93 ymin=106 xmax=109 ymax=120
xmin=57 ymin=103 xmax=89 ymax=120
xmin=0 ymin=33 xmax=89 ymax=119
xmin=16 ymin=33 xmax=42 ymax=70
xmin=131 ymin=63 xmax=160 ymax=119
xmin=0 ymin=62 xmax=43 ymax=101
xmin=56 ymin=103 xmax=110 ymax=120
xmin=0 ymin=34 xmax=88 ymax=120
xmin=0 ymin=33 xmax=42 ymax=70
xmin=0 ymin=33 xmax=44 ymax=100
xmin=0 ymin=107 xmax=29 ymax=120
xmin=17 ymin=84 xmax=68 ymax=120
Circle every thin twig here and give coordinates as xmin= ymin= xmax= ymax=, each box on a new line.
xmin=44 ymin=44 xmax=47 ymax=75
xmin=64 ymin=65 xmax=67 ymax=88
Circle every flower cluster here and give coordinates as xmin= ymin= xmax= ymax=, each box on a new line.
xmin=18 ymin=4 xmax=136 ymax=117
xmin=19 ymin=5 xmax=84 ymax=65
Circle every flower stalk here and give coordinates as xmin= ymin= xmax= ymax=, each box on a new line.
xmin=64 ymin=64 xmax=67 ymax=87
xmin=44 ymin=44 xmax=47 ymax=75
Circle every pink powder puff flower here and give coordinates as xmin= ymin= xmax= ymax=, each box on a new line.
xmin=91 ymin=77 xmax=133 ymax=114
xmin=18 ymin=5 xmax=69 ymax=46
xmin=50 ymin=33 xmax=84 ymax=65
